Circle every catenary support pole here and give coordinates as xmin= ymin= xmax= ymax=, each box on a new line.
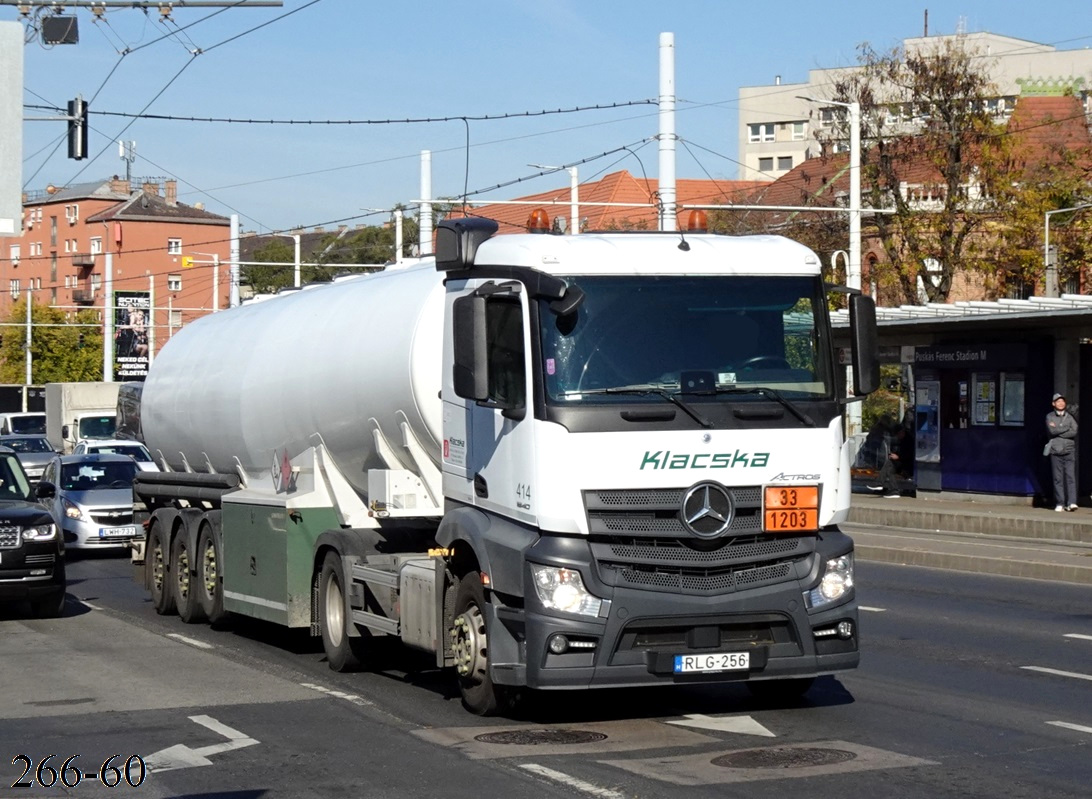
xmin=658 ymin=32 xmax=677 ymax=231
xmin=230 ymin=214 xmax=240 ymax=308
xmin=419 ymin=150 xmax=433 ymax=256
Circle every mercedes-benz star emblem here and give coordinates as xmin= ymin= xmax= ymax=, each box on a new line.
xmin=680 ymin=482 xmax=734 ymax=538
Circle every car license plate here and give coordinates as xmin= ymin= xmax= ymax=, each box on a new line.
xmin=674 ymin=651 xmax=750 ymax=674
xmin=100 ymin=525 xmax=137 ymax=538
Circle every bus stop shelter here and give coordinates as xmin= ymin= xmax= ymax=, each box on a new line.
xmin=833 ymin=295 xmax=1092 ymax=504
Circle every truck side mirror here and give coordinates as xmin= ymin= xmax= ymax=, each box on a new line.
xmin=452 ymin=294 xmax=489 ymax=402
xmin=61 ymin=424 xmax=70 ymax=441
xmin=849 ymin=293 xmax=880 ymax=395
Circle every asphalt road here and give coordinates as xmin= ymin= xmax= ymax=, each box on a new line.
xmin=2 ymin=553 xmax=1090 ymax=798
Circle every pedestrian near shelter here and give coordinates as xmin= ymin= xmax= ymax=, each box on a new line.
xmin=834 ymin=295 xmax=1092 ymax=505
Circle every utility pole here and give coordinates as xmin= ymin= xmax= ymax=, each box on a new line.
xmin=24 ymin=286 xmax=32 ymax=386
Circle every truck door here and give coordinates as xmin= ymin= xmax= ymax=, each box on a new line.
xmin=451 ymin=287 xmax=538 ymax=525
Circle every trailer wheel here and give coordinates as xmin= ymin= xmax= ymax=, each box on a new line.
xmin=451 ymin=572 xmax=515 ymax=716
xmin=319 ymin=551 xmax=369 ymax=672
xmin=196 ymin=523 xmax=226 ymax=625
xmin=171 ymin=531 xmax=206 ymax=624
xmin=147 ymin=522 xmax=175 ymax=616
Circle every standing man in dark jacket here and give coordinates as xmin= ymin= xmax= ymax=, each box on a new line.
xmin=1046 ymin=392 xmax=1078 ymax=511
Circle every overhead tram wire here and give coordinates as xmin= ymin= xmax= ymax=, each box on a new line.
xmin=90 ymin=99 xmax=659 ymax=126
xmin=59 ymin=0 xmax=328 ymax=189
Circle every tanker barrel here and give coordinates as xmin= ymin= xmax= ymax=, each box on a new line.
xmin=139 ymin=262 xmax=446 ymax=497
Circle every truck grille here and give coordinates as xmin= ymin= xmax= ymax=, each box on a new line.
xmin=584 ymin=487 xmax=762 ymax=537
xmin=0 ymin=525 xmax=21 ymax=549
xmin=585 ymin=487 xmax=814 ymax=596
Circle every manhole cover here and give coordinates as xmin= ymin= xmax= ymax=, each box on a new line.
xmin=712 ymin=746 xmax=857 ymax=769
xmin=474 ymin=729 xmax=608 ymax=746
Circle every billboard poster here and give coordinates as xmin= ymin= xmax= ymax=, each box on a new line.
xmin=115 ymin=291 xmax=150 ymax=381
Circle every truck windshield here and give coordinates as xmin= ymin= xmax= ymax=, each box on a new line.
xmin=79 ymin=416 xmax=117 ymax=440
xmin=539 ymin=275 xmax=833 ymax=403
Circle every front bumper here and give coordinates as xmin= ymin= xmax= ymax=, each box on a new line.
xmin=0 ymin=547 xmax=64 ymax=601
xmin=62 ymin=519 xmax=141 ymax=549
xmin=489 ymin=532 xmax=858 ymax=690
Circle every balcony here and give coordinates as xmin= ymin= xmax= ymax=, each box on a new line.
xmin=71 ymin=252 xmax=95 ymax=267
xmin=72 ymin=289 xmax=95 ymax=304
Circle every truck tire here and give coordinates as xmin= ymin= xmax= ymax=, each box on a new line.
xmin=196 ymin=522 xmax=226 ymax=624
xmin=319 ymin=551 xmax=369 ymax=672
xmin=147 ymin=522 xmax=175 ymax=616
xmin=171 ymin=531 xmax=206 ymax=624
xmin=451 ymin=572 xmax=515 ymax=716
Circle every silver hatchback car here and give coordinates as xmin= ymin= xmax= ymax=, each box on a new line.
xmin=40 ymin=454 xmax=140 ymax=550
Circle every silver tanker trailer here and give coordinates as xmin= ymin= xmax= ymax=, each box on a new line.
xmin=131 ymin=215 xmax=878 ymax=715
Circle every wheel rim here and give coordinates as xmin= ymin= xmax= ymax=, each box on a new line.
xmin=202 ymin=538 xmax=218 ymax=599
xmin=325 ymin=573 xmax=344 ymax=647
xmin=176 ymin=547 xmax=190 ymax=600
xmin=151 ymin=536 xmax=165 ymax=594
xmin=451 ymin=603 xmax=487 ymax=680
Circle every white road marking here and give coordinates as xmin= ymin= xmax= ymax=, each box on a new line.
xmin=166 ymin=633 xmax=214 ymax=650
xmin=300 ymin=682 xmax=373 ymax=706
xmin=520 ymin=764 xmax=625 ymax=799
xmin=145 ymin=715 xmax=259 ymax=773
xmin=1047 ymin=721 xmax=1092 ymax=735
xmin=859 ymin=606 xmax=886 ymax=612
xmin=1021 ymin=666 xmax=1092 ymax=682
xmin=1063 ymin=633 xmax=1092 ymax=642
xmin=667 ymin=714 xmax=776 ymax=737
xmin=76 ymin=598 xmax=104 ymax=610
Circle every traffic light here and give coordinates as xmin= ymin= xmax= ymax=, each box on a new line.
xmin=67 ymin=97 xmax=88 ymax=160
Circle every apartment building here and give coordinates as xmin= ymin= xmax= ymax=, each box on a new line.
xmin=6 ymin=178 xmax=230 ymax=362
xmin=738 ymin=31 xmax=1092 ymax=182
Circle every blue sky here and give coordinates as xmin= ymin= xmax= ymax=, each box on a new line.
xmin=9 ymin=1 xmax=1092 ymax=233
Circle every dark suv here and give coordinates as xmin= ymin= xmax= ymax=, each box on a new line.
xmin=0 ymin=446 xmax=64 ymax=617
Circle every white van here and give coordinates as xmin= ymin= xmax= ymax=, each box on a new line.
xmin=0 ymin=412 xmax=46 ymax=436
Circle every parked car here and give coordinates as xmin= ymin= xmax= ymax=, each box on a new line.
xmin=0 ymin=446 xmax=64 ymax=617
xmin=0 ymin=434 xmax=57 ymax=483
xmin=71 ymin=439 xmax=159 ymax=472
xmin=41 ymin=454 xmax=141 ymax=551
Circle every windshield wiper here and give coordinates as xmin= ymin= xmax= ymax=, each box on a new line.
xmin=563 ymin=384 xmax=714 ymax=428
xmin=715 ymin=386 xmax=816 ymax=427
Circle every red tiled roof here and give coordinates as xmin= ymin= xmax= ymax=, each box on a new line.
xmin=454 ymin=171 xmax=763 ymax=233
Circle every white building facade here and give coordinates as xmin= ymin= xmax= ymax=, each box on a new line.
xmin=738 ymin=32 xmax=1092 ymax=182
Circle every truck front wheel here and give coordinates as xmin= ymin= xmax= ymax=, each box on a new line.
xmin=451 ymin=572 xmax=515 ymax=716
xmin=318 ymin=551 xmax=369 ymax=672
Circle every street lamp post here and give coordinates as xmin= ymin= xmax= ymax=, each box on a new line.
xmin=798 ymin=96 xmax=861 ymax=290
xmin=800 ymin=96 xmax=862 ymax=440
xmin=1044 ymin=203 xmax=1092 ymax=298
xmin=269 ymin=232 xmax=302 ymax=288
xmin=189 ymin=251 xmax=222 ymax=310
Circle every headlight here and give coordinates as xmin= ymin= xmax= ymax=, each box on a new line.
xmin=530 ymin=564 xmax=603 ymax=617
xmin=61 ymin=496 xmax=84 ymax=520
xmin=23 ymin=523 xmax=57 ymax=541
xmin=806 ymin=554 xmax=854 ymax=609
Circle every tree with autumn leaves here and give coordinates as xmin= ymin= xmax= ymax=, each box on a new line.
xmin=823 ymin=37 xmax=1092 ymax=303
xmin=0 ymin=299 xmax=104 ymax=383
